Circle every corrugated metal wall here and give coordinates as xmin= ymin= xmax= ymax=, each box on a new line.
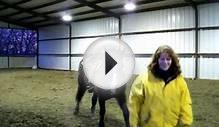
xmin=121 ymin=6 xmax=195 ymax=78
xmin=70 ymin=17 xmax=119 ymax=71
xmin=199 ymin=3 xmax=219 ymax=27
xmin=198 ymin=3 xmax=219 ymax=79
xmin=0 ymin=57 xmax=8 ymax=68
xmin=39 ymin=39 xmax=69 ymax=54
xmin=71 ymin=17 xmax=119 ymax=37
xmin=71 ymin=38 xmax=98 ymax=71
xmin=38 ymin=25 xmax=70 ymax=70
xmin=122 ymin=7 xmax=194 ymax=32
xmin=199 ymin=58 xmax=219 ymax=79
xmin=39 ymin=25 xmax=69 ymax=39
xmin=121 ymin=31 xmax=195 ymax=54
xmin=37 ymin=3 xmax=219 ymax=79
xmin=9 ymin=57 xmax=36 ymax=68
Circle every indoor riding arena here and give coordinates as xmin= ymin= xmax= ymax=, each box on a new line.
xmin=0 ymin=0 xmax=219 ymax=127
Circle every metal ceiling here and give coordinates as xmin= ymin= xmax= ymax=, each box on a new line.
xmin=0 ymin=0 xmax=215 ymax=28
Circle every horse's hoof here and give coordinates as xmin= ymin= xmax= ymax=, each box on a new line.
xmin=98 ymin=122 xmax=104 ymax=127
xmin=97 ymin=125 xmax=104 ymax=127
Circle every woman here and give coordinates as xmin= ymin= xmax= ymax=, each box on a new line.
xmin=128 ymin=45 xmax=193 ymax=127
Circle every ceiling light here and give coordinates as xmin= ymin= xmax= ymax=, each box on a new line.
xmin=124 ymin=2 xmax=136 ymax=11
xmin=62 ymin=15 xmax=72 ymax=21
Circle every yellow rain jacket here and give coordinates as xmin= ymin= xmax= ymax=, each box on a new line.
xmin=128 ymin=71 xmax=193 ymax=127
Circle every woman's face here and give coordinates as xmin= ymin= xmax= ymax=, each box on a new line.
xmin=158 ymin=52 xmax=172 ymax=71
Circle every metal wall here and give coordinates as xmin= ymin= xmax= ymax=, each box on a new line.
xmin=71 ymin=38 xmax=99 ymax=54
xmin=9 ymin=57 xmax=36 ymax=68
xmin=121 ymin=6 xmax=195 ymax=78
xmin=38 ymin=55 xmax=69 ymax=70
xmin=198 ymin=3 xmax=219 ymax=79
xmin=39 ymin=39 xmax=69 ymax=54
xmin=199 ymin=3 xmax=219 ymax=27
xmin=39 ymin=25 xmax=69 ymax=39
xmin=37 ymin=3 xmax=219 ymax=79
xmin=71 ymin=17 xmax=119 ymax=37
xmin=0 ymin=57 xmax=8 ymax=68
xmin=70 ymin=17 xmax=119 ymax=71
xmin=122 ymin=6 xmax=194 ymax=32
xmin=121 ymin=31 xmax=195 ymax=54
xmin=70 ymin=38 xmax=98 ymax=71
xmin=199 ymin=58 xmax=219 ymax=79
xmin=38 ymin=24 xmax=70 ymax=70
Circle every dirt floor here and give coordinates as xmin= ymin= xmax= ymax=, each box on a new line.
xmin=0 ymin=69 xmax=218 ymax=127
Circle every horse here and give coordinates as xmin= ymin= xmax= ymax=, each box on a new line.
xmin=74 ymin=60 xmax=98 ymax=116
xmin=74 ymin=60 xmax=130 ymax=127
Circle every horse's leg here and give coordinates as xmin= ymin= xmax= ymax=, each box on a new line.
xmin=116 ymin=95 xmax=130 ymax=127
xmin=91 ymin=91 xmax=98 ymax=115
xmin=98 ymin=98 xmax=106 ymax=127
xmin=74 ymin=83 xmax=86 ymax=115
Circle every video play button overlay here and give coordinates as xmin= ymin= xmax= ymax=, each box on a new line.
xmin=105 ymin=51 xmax=117 ymax=75
xmin=83 ymin=37 xmax=135 ymax=90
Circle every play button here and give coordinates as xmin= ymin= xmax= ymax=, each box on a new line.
xmin=105 ymin=51 xmax=117 ymax=75
xmin=83 ymin=37 xmax=135 ymax=89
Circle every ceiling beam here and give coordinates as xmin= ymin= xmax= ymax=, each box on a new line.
xmin=0 ymin=0 xmax=64 ymax=27
xmin=3 ymin=0 xmax=67 ymax=17
xmin=16 ymin=0 xmax=114 ymax=25
xmin=0 ymin=0 xmax=49 ymax=19
xmin=0 ymin=0 xmax=32 ymax=11
xmin=32 ymin=0 xmax=183 ymax=26
xmin=73 ymin=0 xmax=165 ymax=16
xmin=74 ymin=0 xmax=120 ymax=18
xmin=119 ymin=3 xmax=191 ymax=15
xmin=0 ymin=17 xmax=32 ymax=28
xmin=15 ymin=0 xmax=112 ymax=22
xmin=73 ymin=15 xmax=109 ymax=22
xmin=184 ymin=0 xmax=196 ymax=7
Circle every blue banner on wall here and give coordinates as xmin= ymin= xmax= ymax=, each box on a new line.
xmin=0 ymin=28 xmax=37 ymax=56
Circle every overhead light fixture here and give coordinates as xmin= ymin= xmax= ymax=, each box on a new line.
xmin=62 ymin=14 xmax=72 ymax=21
xmin=124 ymin=2 xmax=136 ymax=11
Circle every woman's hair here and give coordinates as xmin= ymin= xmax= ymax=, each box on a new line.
xmin=148 ymin=45 xmax=181 ymax=77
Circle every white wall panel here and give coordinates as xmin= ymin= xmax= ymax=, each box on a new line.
xmin=38 ymin=56 xmax=69 ymax=70
xmin=122 ymin=6 xmax=194 ymax=33
xmin=122 ymin=31 xmax=195 ymax=54
xmin=199 ymin=3 xmax=219 ymax=27
xmin=71 ymin=38 xmax=99 ymax=54
xmin=71 ymin=36 xmax=119 ymax=54
xmin=9 ymin=57 xmax=36 ymax=68
xmin=38 ymin=25 xmax=69 ymax=39
xmin=133 ymin=57 xmax=194 ymax=78
xmin=199 ymin=30 xmax=219 ymax=53
xmin=199 ymin=58 xmax=219 ymax=79
xmin=134 ymin=57 xmax=151 ymax=74
xmin=179 ymin=58 xmax=195 ymax=78
xmin=71 ymin=57 xmax=83 ymax=71
xmin=39 ymin=39 xmax=69 ymax=54
xmin=0 ymin=57 xmax=8 ymax=68
xmin=71 ymin=17 xmax=119 ymax=37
